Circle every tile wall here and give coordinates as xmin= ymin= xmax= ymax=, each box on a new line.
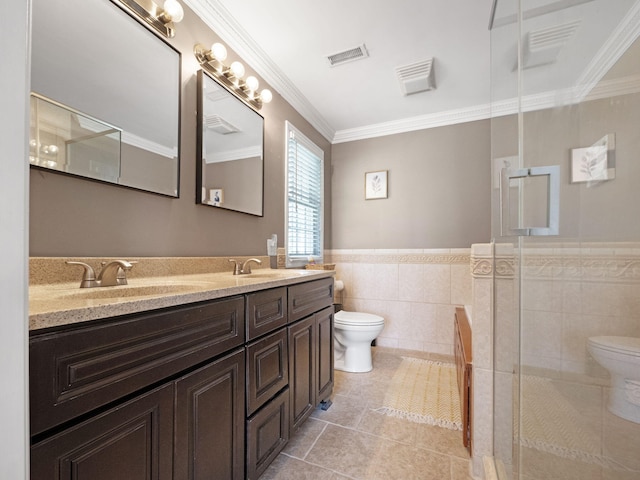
xmin=519 ymin=243 xmax=640 ymax=375
xmin=327 ymin=248 xmax=473 ymax=356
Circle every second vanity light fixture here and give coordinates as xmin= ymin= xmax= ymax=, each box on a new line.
xmin=195 ymin=42 xmax=273 ymax=110
xmin=119 ymin=0 xmax=184 ymax=38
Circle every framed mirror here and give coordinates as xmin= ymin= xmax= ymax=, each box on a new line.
xmin=30 ymin=0 xmax=181 ymax=197
xmin=197 ymin=70 xmax=264 ymax=216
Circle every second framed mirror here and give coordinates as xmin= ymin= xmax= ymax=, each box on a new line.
xmin=196 ymin=69 xmax=264 ymax=216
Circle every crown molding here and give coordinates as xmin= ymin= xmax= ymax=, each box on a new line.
xmin=332 ymin=103 xmax=493 ymax=144
xmin=185 ymin=0 xmax=640 ymax=145
xmin=573 ymin=0 xmax=640 ymax=102
xmin=183 ymin=0 xmax=335 ymax=142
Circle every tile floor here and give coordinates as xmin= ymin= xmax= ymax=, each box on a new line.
xmin=259 ymin=347 xmax=473 ymax=480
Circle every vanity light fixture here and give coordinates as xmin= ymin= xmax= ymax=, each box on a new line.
xmin=194 ymin=42 xmax=273 ymax=110
xmin=118 ymin=0 xmax=184 ymax=38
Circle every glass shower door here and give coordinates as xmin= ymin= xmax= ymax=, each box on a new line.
xmin=491 ymin=1 xmax=640 ymax=478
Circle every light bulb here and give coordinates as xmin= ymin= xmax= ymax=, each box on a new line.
xmin=210 ymin=42 xmax=227 ymax=61
xmin=245 ymin=76 xmax=259 ymax=92
xmin=260 ymin=89 xmax=273 ymax=104
xmin=163 ymin=0 xmax=184 ymax=23
xmin=48 ymin=145 xmax=59 ymax=154
xmin=230 ymin=61 xmax=245 ymax=79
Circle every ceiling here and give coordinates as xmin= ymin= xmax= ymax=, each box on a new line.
xmin=185 ymin=0 xmax=640 ymax=143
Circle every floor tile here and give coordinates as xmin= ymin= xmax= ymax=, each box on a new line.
xmin=310 ymin=393 xmax=367 ymax=428
xmin=284 ymin=417 xmax=327 ymax=459
xmin=259 ymin=454 xmax=337 ymax=479
xmin=260 ymin=348 xmax=469 ymax=480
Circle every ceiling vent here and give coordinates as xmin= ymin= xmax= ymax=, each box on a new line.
xmin=522 ymin=20 xmax=580 ymax=69
xmin=205 ymin=115 xmax=240 ymax=135
xmin=396 ymin=58 xmax=436 ymax=96
xmin=326 ymin=43 xmax=369 ymax=67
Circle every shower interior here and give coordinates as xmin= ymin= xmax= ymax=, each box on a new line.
xmin=489 ymin=1 xmax=640 ymax=479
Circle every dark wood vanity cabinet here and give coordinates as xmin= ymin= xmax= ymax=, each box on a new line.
xmin=30 ymin=296 xmax=246 ymax=480
xmin=30 ymin=276 xmax=334 ymax=480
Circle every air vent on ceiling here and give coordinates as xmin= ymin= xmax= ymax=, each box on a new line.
xmin=205 ymin=115 xmax=240 ymax=135
xmin=396 ymin=58 xmax=436 ymax=96
xmin=523 ymin=20 xmax=580 ymax=69
xmin=326 ymin=43 xmax=369 ymax=67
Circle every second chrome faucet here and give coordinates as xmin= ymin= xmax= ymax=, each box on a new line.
xmin=229 ymin=258 xmax=262 ymax=275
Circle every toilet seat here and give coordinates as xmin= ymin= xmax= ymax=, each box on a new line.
xmin=588 ymin=336 xmax=640 ymax=357
xmin=335 ymin=310 xmax=384 ymax=327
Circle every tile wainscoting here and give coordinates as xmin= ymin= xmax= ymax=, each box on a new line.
xmin=327 ymin=249 xmax=473 ymax=356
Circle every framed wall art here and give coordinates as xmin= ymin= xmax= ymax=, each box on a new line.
xmin=571 ymin=134 xmax=615 ymax=184
xmin=365 ymin=170 xmax=388 ymax=200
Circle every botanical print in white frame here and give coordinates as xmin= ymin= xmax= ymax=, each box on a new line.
xmin=365 ymin=170 xmax=388 ymax=199
xmin=571 ymin=133 xmax=616 ymax=184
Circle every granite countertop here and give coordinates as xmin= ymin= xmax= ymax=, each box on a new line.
xmin=29 ymin=268 xmax=334 ymax=331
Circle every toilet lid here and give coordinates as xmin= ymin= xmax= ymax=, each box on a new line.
xmin=335 ymin=310 xmax=384 ymax=326
xmin=588 ymin=336 xmax=640 ymax=356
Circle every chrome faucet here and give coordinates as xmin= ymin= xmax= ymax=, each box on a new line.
xmin=101 ymin=260 xmax=138 ymax=285
xmin=229 ymin=258 xmax=262 ymax=275
xmin=66 ymin=260 xmax=134 ymax=288
xmin=98 ymin=260 xmax=134 ymax=286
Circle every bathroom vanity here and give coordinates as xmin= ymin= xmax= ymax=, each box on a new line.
xmin=29 ymin=269 xmax=334 ymax=480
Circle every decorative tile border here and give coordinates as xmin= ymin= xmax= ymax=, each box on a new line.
xmin=469 ymin=243 xmax=640 ymax=282
xmin=471 ymin=244 xmax=515 ymax=279
xmin=523 ymin=253 xmax=640 ymax=282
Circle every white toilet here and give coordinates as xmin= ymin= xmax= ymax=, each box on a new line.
xmin=587 ymin=336 xmax=640 ymax=424
xmin=334 ymin=310 xmax=384 ymax=373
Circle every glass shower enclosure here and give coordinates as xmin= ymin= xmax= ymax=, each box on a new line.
xmin=490 ymin=1 xmax=640 ymax=478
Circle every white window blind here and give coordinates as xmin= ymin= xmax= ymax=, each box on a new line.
xmin=285 ymin=121 xmax=324 ymax=267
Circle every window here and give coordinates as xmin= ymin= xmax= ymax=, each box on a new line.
xmin=285 ymin=121 xmax=324 ymax=268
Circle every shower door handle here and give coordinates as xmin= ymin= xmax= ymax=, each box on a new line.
xmin=500 ymin=165 xmax=560 ymax=236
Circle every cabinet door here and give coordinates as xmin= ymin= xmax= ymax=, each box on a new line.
xmin=246 ymin=387 xmax=290 ymax=480
xmin=288 ymin=316 xmax=316 ymax=433
xmin=316 ymin=306 xmax=334 ymax=403
xmin=246 ymin=329 xmax=289 ymax=416
xmin=174 ymin=349 xmax=245 ymax=480
xmin=31 ymin=383 xmax=174 ymax=480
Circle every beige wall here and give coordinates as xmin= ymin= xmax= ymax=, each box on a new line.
xmin=203 ymin=157 xmax=262 ymax=213
xmin=331 ymin=120 xmax=491 ymax=249
xmin=29 ymin=4 xmax=331 ymax=257
xmin=491 ymin=92 xmax=640 ymax=241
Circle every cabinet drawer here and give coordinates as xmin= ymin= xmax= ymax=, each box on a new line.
xmin=246 ymin=287 xmax=287 ymax=341
xmin=288 ymin=277 xmax=334 ymax=323
xmin=246 ymin=387 xmax=290 ymax=480
xmin=246 ymin=328 xmax=289 ymax=416
xmin=30 ymin=296 xmax=244 ymax=436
